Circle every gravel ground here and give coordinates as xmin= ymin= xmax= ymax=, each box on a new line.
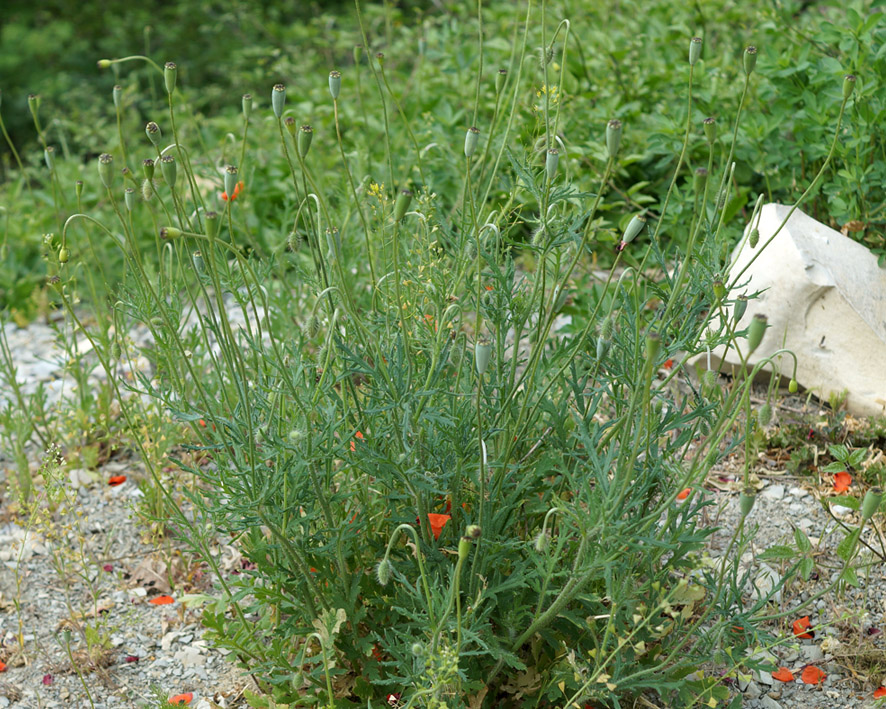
xmin=1 ymin=316 xmax=885 ymax=708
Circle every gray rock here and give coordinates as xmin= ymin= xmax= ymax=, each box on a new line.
xmin=762 ymin=484 xmax=786 ymax=501
xmin=759 ymin=695 xmax=782 ymax=709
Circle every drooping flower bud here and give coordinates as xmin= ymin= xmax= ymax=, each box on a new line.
xmin=271 ymin=83 xmax=286 ymax=119
xmin=465 ymin=126 xmax=480 ymax=157
xmin=375 ymin=558 xmax=393 ymax=586
xmin=545 ymin=148 xmax=559 ymax=183
xmin=733 ymin=294 xmax=748 ymax=323
xmin=739 ymin=488 xmax=756 ymax=517
xmin=242 ymin=94 xmax=253 ymax=120
xmin=98 ymin=153 xmax=114 ymax=189
xmin=124 ymin=186 xmax=136 ymax=211
xmin=475 ymin=338 xmax=492 ymax=375
xmin=113 ymin=85 xmax=123 ymax=109
xmin=58 ymin=247 xmax=69 ymax=264
xmin=164 ymin=62 xmax=177 ymax=95
xmin=145 ymin=121 xmax=162 ymax=147
xmin=224 ymin=165 xmax=238 ymax=199
xmin=747 ymin=313 xmax=768 ymax=353
xmin=622 ymin=213 xmax=647 ymax=245
xmin=97 ymin=59 xmax=112 ymax=69
xmin=159 ymin=155 xmax=177 ymax=187
xmin=862 ymin=487 xmax=883 ymax=520
xmin=843 ymin=74 xmax=856 ymax=100
xmin=748 ymin=227 xmax=760 ymax=248
xmin=533 ymin=531 xmax=550 ymax=554
xmin=788 ymin=378 xmax=798 ymax=394
xmin=606 ymin=119 xmax=622 ymax=159
xmin=329 ymin=70 xmax=342 ymax=100
xmin=689 ymin=37 xmax=703 ymax=66
xmin=757 ymin=403 xmax=772 ymax=427
xmin=743 ymin=46 xmax=757 ymax=76
xmin=298 ymin=125 xmax=313 ymax=158
xmin=394 ymin=188 xmax=412 ymax=222
xmin=495 ymin=68 xmax=507 ymax=94
xmin=703 ymin=117 xmax=716 ymax=144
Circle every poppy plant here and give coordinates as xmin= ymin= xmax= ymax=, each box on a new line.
xmin=800 ymin=665 xmax=826 ymax=685
xmin=771 ymin=667 xmax=794 ymax=682
xmin=833 ymin=471 xmax=852 ymax=494
xmin=792 ymin=616 xmax=813 ymax=639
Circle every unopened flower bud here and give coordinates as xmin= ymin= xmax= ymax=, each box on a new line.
xmin=159 ymin=226 xmax=182 ymax=239
xmin=271 ymin=83 xmax=286 ymax=118
xmin=689 ymin=37 xmax=703 ymax=66
xmin=843 ymin=74 xmax=856 ymax=99
xmin=141 ymin=178 xmax=153 ymax=201
xmin=703 ymin=117 xmax=716 ymax=143
xmin=534 ymin=531 xmax=550 ymax=554
xmin=545 ymin=148 xmax=559 ymax=182
xmin=58 ymin=247 xmax=69 ymax=264
xmin=733 ymin=294 xmax=748 ymax=323
xmin=475 ymin=338 xmax=492 ymax=375
xmin=242 ymin=93 xmax=253 ymax=120
xmin=164 ymin=62 xmax=177 ymax=95
xmin=747 ymin=313 xmax=768 ymax=353
xmin=495 ymin=68 xmax=507 ymax=94
xmin=757 ymin=403 xmax=772 ymax=427
xmin=622 ymin=213 xmax=647 ymax=244
xmin=329 ymin=70 xmax=342 ymax=100
xmin=159 ymin=155 xmax=177 ymax=187
xmin=394 ymin=188 xmax=412 ymax=222
xmin=713 ymin=279 xmax=726 ymax=302
xmin=97 ymin=59 xmax=112 ymax=69
xmin=298 ymin=125 xmax=313 ymax=158
xmin=748 ymin=227 xmax=759 ymax=248
xmin=375 ymin=558 xmax=393 ymax=586
xmin=743 ymin=46 xmax=757 ymax=76
xmin=224 ymin=165 xmax=238 ymax=198
xmin=465 ymin=126 xmax=480 ymax=157
xmin=788 ymin=378 xmax=798 ymax=394
xmin=98 ymin=153 xmax=114 ymax=188
xmin=606 ymin=119 xmax=622 ymax=159
xmin=145 ymin=121 xmax=162 ymax=147
xmin=862 ymin=487 xmax=883 ymax=520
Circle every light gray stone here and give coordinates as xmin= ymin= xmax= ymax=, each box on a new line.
xmin=761 ymin=484 xmax=786 ymax=501
xmin=701 ymin=203 xmax=886 ymax=417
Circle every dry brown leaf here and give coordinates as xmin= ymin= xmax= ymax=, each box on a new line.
xmin=128 ymin=554 xmax=172 ymax=593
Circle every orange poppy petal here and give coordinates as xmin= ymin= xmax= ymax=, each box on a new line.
xmin=833 ymin=471 xmax=852 ymax=493
xmin=792 ymin=616 xmax=813 ymax=638
xmin=874 ymin=687 xmax=886 ymax=699
xmin=148 ymin=595 xmax=175 ymax=605
xmin=800 ymin=665 xmax=825 ymax=684
xmin=427 ymin=513 xmax=451 ymax=540
xmin=168 ymin=693 xmax=193 ymax=706
xmin=772 ymin=667 xmax=794 ymax=682
xmin=108 ymin=475 xmax=127 ymax=486
xmin=676 ymin=488 xmax=691 ymax=501
xmin=0 ymin=661 xmax=6 ymax=672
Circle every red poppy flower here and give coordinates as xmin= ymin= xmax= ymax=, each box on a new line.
xmin=427 ymin=513 xmax=451 ymax=540
xmin=350 ymin=431 xmax=364 ymax=452
xmin=792 ymin=616 xmax=813 ymax=639
xmin=664 ymin=358 xmax=674 ymax=369
xmin=874 ymin=687 xmax=886 ymax=699
xmin=0 ymin=661 xmax=7 ymax=672
xmin=108 ymin=475 xmax=127 ymax=486
xmin=168 ymin=693 xmax=193 ymax=706
xmin=800 ymin=665 xmax=825 ymax=685
xmin=772 ymin=667 xmax=794 ymax=682
xmin=148 ymin=595 xmax=175 ymax=605
xmin=833 ymin=471 xmax=852 ymax=494
xmin=676 ymin=488 xmax=691 ymax=501
xmin=221 ymin=181 xmax=245 ymax=202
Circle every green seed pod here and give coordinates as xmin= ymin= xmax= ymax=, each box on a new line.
xmin=862 ymin=487 xmax=883 ymax=520
xmin=703 ymin=117 xmax=716 ymax=144
xmin=271 ymin=83 xmax=286 ymax=119
xmin=545 ymin=148 xmax=559 ymax=183
xmin=329 ymin=70 xmax=342 ymax=100
xmin=757 ymin=403 xmax=772 ymax=427
xmin=224 ymin=165 xmax=238 ymax=198
xmin=141 ymin=178 xmax=153 ymax=201
xmin=325 ymin=226 xmax=341 ymax=257
xmin=98 ymin=153 xmax=114 ymax=189
xmin=843 ymin=74 xmax=856 ymax=100
xmin=44 ymin=146 xmax=55 ymax=172
xmin=284 ymin=116 xmax=296 ymax=137
xmin=192 ymin=250 xmax=204 ymax=274
xmin=747 ymin=313 xmax=768 ymax=353
xmin=394 ymin=189 xmax=412 ymax=222
xmin=375 ymin=52 xmax=385 ymax=66
xmin=164 ymin=62 xmax=177 ymax=95
xmin=58 ymin=247 xmax=69 ymax=264
xmin=458 ymin=537 xmax=471 ymax=561
xmin=495 ymin=68 xmax=507 ymax=94
xmin=689 ymin=37 xmax=703 ymax=66
xmin=242 ymin=93 xmax=253 ymax=120
xmin=375 ymin=558 xmax=392 ymax=586
xmin=113 ymin=85 xmax=123 ymax=109
xmin=606 ymin=119 xmax=622 ymax=160
xmin=298 ymin=125 xmax=313 ymax=158
xmin=75 ymin=180 xmax=83 ymax=199
xmin=124 ymin=186 xmax=136 ymax=211
xmin=788 ymin=378 xmax=798 ymax=394
xmin=159 ymin=155 xmax=177 ymax=187
xmin=159 ymin=226 xmax=182 ymax=239
xmin=743 ymin=46 xmax=757 ymax=76
xmin=465 ymin=126 xmax=480 ymax=158
xmin=733 ymin=294 xmax=748 ymax=323
xmin=646 ymin=331 xmax=661 ymax=362
xmin=713 ymin=279 xmax=726 ymax=302
xmin=622 ymin=214 xmax=647 ymax=244
xmin=145 ymin=121 xmax=162 ymax=147
xmin=475 ymin=338 xmax=492 ymax=375
xmin=205 ymin=211 xmax=219 ymax=240
xmin=739 ymin=488 xmax=756 ymax=517
xmin=693 ymin=167 xmax=707 ymax=194
xmin=748 ymin=227 xmax=760 ymax=248
xmin=142 ymin=158 xmax=155 ymax=180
